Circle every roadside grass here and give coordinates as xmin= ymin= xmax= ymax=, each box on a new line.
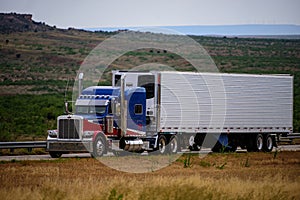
xmin=0 ymin=152 xmax=299 ymax=199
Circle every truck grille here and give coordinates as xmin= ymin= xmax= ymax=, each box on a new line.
xmin=58 ymin=119 xmax=80 ymax=139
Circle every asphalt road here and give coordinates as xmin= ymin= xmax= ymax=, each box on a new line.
xmin=0 ymin=145 xmax=299 ymax=161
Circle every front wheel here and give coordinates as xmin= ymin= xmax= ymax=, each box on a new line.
xmin=49 ymin=151 xmax=62 ymax=158
xmin=92 ymin=136 xmax=106 ymax=157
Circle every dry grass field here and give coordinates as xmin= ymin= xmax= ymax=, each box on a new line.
xmin=0 ymin=151 xmax=299 ymax=200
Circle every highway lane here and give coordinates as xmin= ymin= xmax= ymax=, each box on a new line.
xmin=0 ymin=145 xmax=299 ymax=161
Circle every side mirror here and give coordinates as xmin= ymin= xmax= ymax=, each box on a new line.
xmin=65 ymin=101 xmax=69 ymax=114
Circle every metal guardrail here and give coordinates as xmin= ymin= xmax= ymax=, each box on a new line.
xmin=0 ymin=134 xmax=299 ymax=153
xmin=0 ymin=141 xmax=46 ymax=152
xmin=287 ymin=133 xmax=300 ymax=139
xmin=278 ymin=133 xmax=300 ymax=143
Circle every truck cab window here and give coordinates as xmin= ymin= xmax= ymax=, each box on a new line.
xmin=91 ymin=106 xmax=107 ymax=115
xmin=76 ymin=106 xmax=107 ymax=115
xmin=76 ymin=106 xmax=89 ymax=114
xmin=114 ymin=74 xmax=121 ymax=86
xmin=138 ymin=75 xmax=155 ymax=99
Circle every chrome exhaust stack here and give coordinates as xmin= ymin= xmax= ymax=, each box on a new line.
xmin=120 ymin=74 xmax=127 ymax=137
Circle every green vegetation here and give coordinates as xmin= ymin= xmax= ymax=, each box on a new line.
xmin=0 ymin=30 xmax=299 ymax=141
xmin=244 ymin=157 xmax=250 ymax=167
xmin=0 ymin=94 xmax=66 ymax=141
xmin=183 ymin=153 xmax=193 ymax=168
xmin=216 ymin=162 xmax=227 ymax=170
xmin=108 ymin=188 xmax=124 ymax=200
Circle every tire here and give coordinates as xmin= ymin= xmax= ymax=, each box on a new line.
xmin=92 ymin=136 xmax=106 ymax=157
xmin=49 ymin=151 xmax=62 ymax=158
xmin=248 ymin=134 xmax=263 ymax=152
xmin=263 ymin=134 xmax=273 ymax=152
xmin=136 ymin=149 xmax=145 ymax=154
xmin=157 ymin=135 xmax=167 ymax=154
xmin=168 ymin=136 xmax=178 ymax=154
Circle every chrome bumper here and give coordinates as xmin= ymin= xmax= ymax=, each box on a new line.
xmin=46 ymin=140 xmax=93 ymax=152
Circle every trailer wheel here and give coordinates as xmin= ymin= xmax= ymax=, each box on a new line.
xmin=168 ymin=136 xmax=178 ymax=154
xmin=157 ymin=135 xmax=167 ymax=154
xmin=247 ymin=134 xmax=263 ymax=152
xmin=263 ymin=134 xmax=273 ymax=152
xmin=49 ymin=151 xmax=62 ymax=158
xmin=92 ymin=136 xmax=106 ymax=157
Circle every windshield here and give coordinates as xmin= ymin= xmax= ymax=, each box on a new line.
xmin=76 ymin=106 xmax=107 ymax=115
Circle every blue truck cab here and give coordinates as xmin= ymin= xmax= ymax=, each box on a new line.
xmin=75 ymin=86 xmax=146 ymax=132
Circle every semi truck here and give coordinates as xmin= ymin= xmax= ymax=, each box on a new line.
xmin=46 ymin=71 xmax=293 ymax=158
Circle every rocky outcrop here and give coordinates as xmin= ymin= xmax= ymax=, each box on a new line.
xmin=0 ymin=13 xmax=54 ymax=33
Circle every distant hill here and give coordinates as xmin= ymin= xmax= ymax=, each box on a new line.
xmin=2 ymin=12 xmax=300 ymax=38
xmin=87 ymin=24 xmax=300 ymax=38
xmin=0 ymin=13 xmax=299 ymax=95
xmin=0 ymin=13 xmax=57 ymax=33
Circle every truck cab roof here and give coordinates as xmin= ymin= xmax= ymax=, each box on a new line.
xmin=77 ymin=86 xmax=146 ymax=106
xmin=81 ymin=86 xmax=120 ymax=96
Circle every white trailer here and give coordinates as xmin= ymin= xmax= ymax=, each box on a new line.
xmin=113 ymin=71 xmax=293 ymax=152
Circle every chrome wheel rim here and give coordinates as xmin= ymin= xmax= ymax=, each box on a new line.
xmin=267 ymin=136 xmax=273 ymax=150
xmin=96 ymin=139 xmax=104 ymax=156
xmin=257 ymin=135 xmax=263 ymax=150
xmin=170 ymin=138 xmax=178 ymax=153
xmin=159 ymin=139 xmax=166 ymax=154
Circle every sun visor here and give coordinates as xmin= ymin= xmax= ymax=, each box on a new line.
xmin=75 ymin=99 xmax=109 ymax=106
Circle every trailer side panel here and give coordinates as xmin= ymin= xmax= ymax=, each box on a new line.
xmin=159 ymin=72 xmax=292 ymax=134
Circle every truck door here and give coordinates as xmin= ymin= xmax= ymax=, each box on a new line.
xmin=126 ymin=88 xmax=146 ymax=133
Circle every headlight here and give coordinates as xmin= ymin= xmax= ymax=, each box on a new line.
xmin=83 ymin=131 xmax=94 ymax=138
xmin=47 ymin=130 xmax=58 ymax=138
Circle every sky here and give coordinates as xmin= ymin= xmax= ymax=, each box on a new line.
xmin=0 ymin=0 xmax=300 ymax=29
